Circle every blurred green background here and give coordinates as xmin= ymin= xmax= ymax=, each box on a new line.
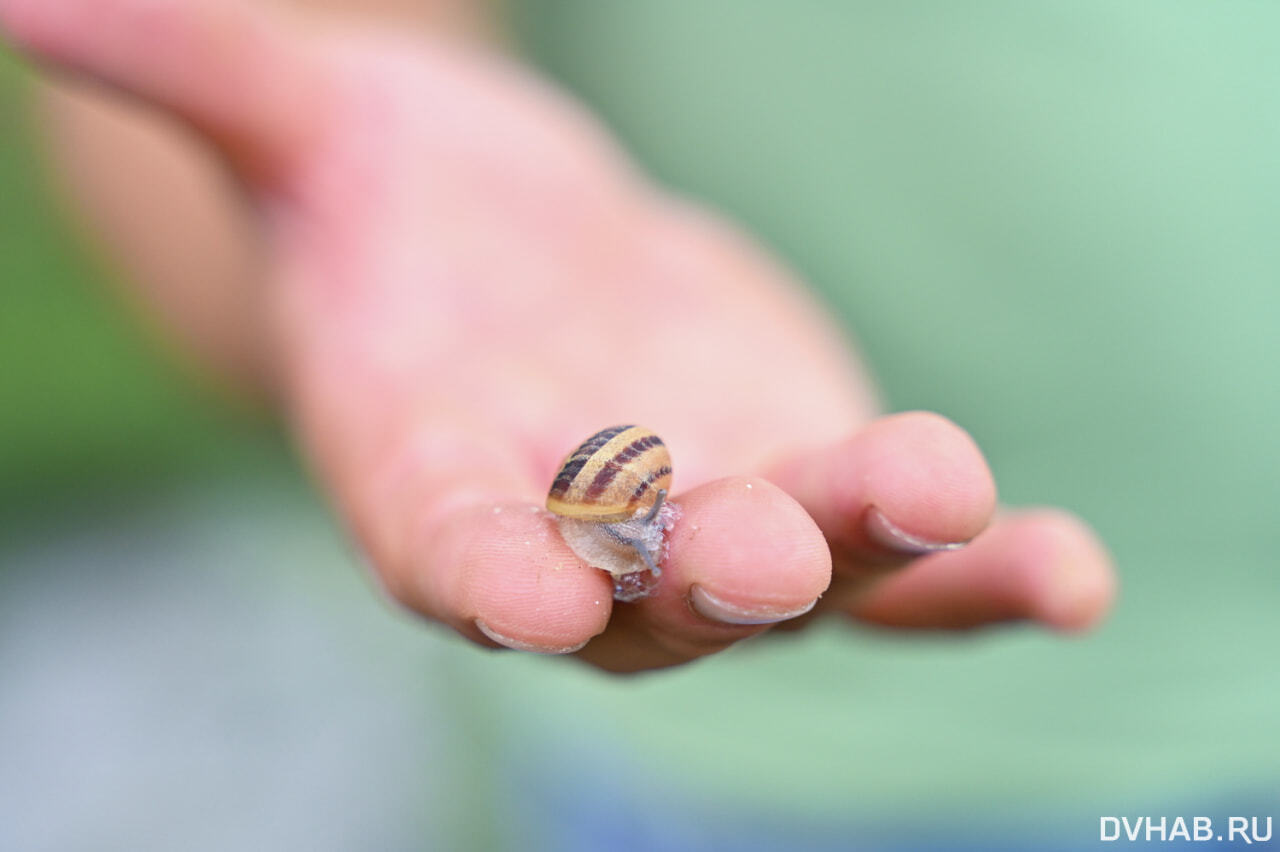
xmin=2 ymin=3 xmax=1278 ymax=850
xmin=0 ymin=51 xmax=284 ymax=528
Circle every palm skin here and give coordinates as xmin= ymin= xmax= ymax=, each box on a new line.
xmin=0 ymin=0 xmax=1114 ymax=672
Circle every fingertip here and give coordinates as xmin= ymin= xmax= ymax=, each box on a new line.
xmin=455 ymin=502 xmax=614 ymax=653
xmin=854 ymin=411 xmax=997 ymax=548
xmin=772 ymin=411 xmax=997 ymax=564
xmin=412 ymin=498 xmax=611 ymax=649
xmin=848 ymin=509 xmax=1116 ymax=633
xmin=663 ymin=476 xmax=831 ymax=625
xmin=1021 ymin=510 xmax=1117 ymax=632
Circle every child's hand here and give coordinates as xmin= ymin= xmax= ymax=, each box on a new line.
xmin=0 ymin=0 xmax=1114 ymax=671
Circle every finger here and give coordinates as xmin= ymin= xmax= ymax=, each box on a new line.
xmin=576 ymin=476 xmax=831 ymax=673
xmin=767 ymin=411 xmax=998 ymax=571
xmin=844 ymin=509 xmax=1116 ymax=631
xmin=420 ymin=498 xmax=616 ymax=655
xmin=339 ymin=418 xmax=615 ymax=654
xmin=0 ymin=0 xmax=320 ymax=181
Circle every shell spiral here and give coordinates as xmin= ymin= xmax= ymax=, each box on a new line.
xmin=546 ymin=425 xmax=673 ymax=522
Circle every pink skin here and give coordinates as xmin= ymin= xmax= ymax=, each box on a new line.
xmin=0 ymin=0 xmax=1115 ymax=673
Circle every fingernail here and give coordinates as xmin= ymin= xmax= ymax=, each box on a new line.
xmin=689 ymin=584 xmax=818 ymax=626
xmin=474 ymin=619 xmax=589 ymax=655
xmin=865 ymin=507 xmax=969 ymax=555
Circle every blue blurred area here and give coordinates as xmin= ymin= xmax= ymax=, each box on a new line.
xmin=2 ymin=3 xmax=1279 ymax=850
xmin=0 ymin=480 xmax=459 ymax=850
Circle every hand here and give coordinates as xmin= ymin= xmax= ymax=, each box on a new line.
xmin=0 ymin=0 xmax=1114 ymax=672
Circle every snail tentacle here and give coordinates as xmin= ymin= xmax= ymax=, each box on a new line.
xmin=641 ymin=489 xmax=668 ymax=525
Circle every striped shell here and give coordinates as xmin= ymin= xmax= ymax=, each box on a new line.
xmin=546 ymin=425 xmax=673 ymax=522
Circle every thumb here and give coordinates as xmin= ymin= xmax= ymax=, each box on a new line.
xmin=0 ymin=0 xmax=323 ymax=183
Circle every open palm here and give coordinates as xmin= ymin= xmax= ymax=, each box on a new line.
xmin=1 ymin=0 xmax=1114 ymax=671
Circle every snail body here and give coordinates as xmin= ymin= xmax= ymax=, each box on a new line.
xmin=546 ymin=425 xmax=677 ymax=601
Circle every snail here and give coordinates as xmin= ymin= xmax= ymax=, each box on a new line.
xmin=546 ymin=425 xmax=678 ymax=602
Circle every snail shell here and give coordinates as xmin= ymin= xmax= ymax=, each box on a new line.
xmin=546 ymin=425 xmax=677 ymax=601
xmin=546 ymin=425 xmax=672 ymax=522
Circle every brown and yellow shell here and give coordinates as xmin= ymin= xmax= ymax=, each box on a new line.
xmin=546 ymin=425 xmax=673 ymax=522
